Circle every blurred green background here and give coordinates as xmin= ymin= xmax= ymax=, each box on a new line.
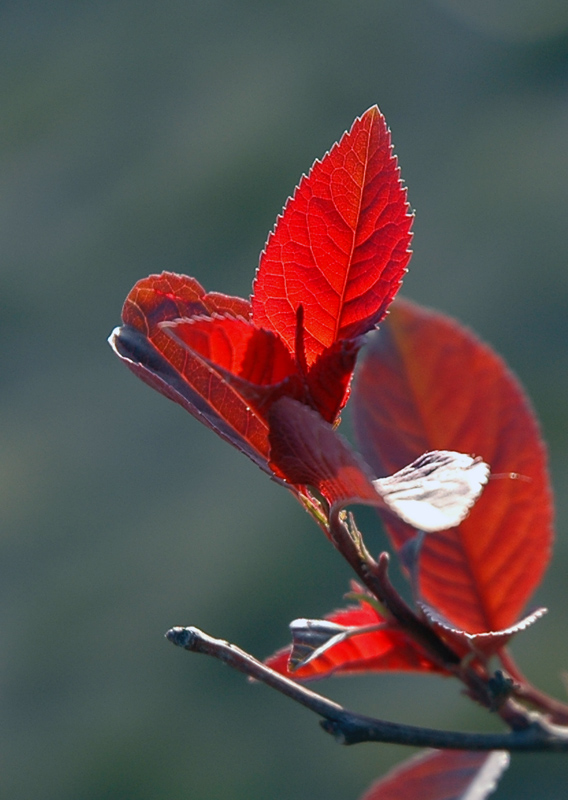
xmin=1 ymin=2 xmax=568 ymax=798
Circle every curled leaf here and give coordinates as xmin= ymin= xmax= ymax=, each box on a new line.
xmin=287 ymin=618 xmax=354 ymax=670
xmin=374 ymin=451 xmax=489 ymax=532
xmin=108 ymin=272 xmax=272 ymax=471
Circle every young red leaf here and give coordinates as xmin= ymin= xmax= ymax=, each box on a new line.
xmin=252 ymin=105 xmax=413 ymax=366
xmin=352 ymin=298 xmax=554 ymax=633
xmin=265 ymin=597 xmax=447 ymax=679
xmin=111 ymin=107 xmax=411 ymax=463
xmin=162 ymin=315 xmax=297 ymax=386
xmin=269 ymin=397 xmax=488 ymax=532
xmin=359 ymin=749 xmax=509 ymax=800
xmin=109 ymin=272 xmax=272 ymax=471
xmin=121 ymin=271 xmax=252 ymax=331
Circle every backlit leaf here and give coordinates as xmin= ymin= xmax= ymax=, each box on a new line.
xmin=352 ymin=298 xmax=553 ymax=632
xmin=162 ymin=315 xmax=296 ymax=386
xmin=109 ymin=272 xmax=272 ymax=471
xmin=265 ymin=597 xmax=447 ymax=679
xmin=252 ymin=106 xmax=413 ymax=365
xmin=359 ymin=749 xmax=509 ymax=800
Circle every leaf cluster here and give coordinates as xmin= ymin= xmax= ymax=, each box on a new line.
xmin=110 ymin=107 xmax=563 ymax=800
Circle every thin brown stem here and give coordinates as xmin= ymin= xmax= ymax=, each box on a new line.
xmin=167 ymin=625 xmax=568 ymax=752
xmin=327 ymin=515 xmax=461 ymax=670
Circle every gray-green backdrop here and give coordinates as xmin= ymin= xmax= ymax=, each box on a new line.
xmin=1 ymin=2 xmax=568 ymax=798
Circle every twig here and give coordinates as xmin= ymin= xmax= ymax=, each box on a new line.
xmin=328 ymin=516 xmax=460 ymax=671
xmin=166 ymin=625 xmax=568 ymax=752
xmin=500 ymin=647 xmax=568 ymax=725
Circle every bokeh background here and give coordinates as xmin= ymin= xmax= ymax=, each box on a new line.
xmin=1 ymin=2 xmax=568 ymax=798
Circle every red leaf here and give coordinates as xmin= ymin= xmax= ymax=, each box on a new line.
xmin=121 ymin=271 xmax=251 ymax=332
xmin=109 ymin=272 xmax=272 ymax=471
xmin=359 ymin=749 xmax=509 ymax=800
xmin=304 ymin=337 xmax=361 ymax=423
xmin=352 ymin=298 xmax=554 ymax=633
xmin=162 ymin=315 xmax=297 ymax=386
xmin=265 ymin=598 xmax=447 ymax=679
xmin=252 ymin=106 xmax=413 ymax=366
xmin=268 ymin=397 xmax=380 ymax=508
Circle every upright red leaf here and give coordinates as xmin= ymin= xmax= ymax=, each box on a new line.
xmin=359 ymin=750 xmax=509 ymax=800
xmin=352 ymin=299 xmax=553 ymax=633
xmin=252 ymin=106 xmax=413 ymax=366
xmin=265 ymin=597 xmax=447 ymax=679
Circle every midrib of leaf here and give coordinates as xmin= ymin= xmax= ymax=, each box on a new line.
xmin=332 ymin=116 xmax=372 ymax=344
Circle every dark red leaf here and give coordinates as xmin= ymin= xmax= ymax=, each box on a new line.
xmin=252 ymin=106 xmax=413 ymax=366
xmin=352 ymin=298 xmax=554 ymax=633
xmin=269 ymin=398 xmax=488 ymax=531
xmin=304 ymin=337 xmax=361 ymax=423
xmin=265 ymin=598 xmax=447 ymax=679
xmin=268 ymin=397 xmax=380 ymax=508
xmin=109 ymin=272 xmax=272 ymax=471
xmin=359 ymin=749 xmax=509 ymax=800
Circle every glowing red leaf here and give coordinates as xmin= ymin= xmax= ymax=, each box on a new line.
xmin=265 ymin=598 xmax=447 ymax=680
xmin=352 ymin=298 xmax=554 ymax=633
xmin=252 ymin=106 xmax=413 ymax=366
xmin=162 ymin=315 xmax=297 ymax=386
xmin=109 ymin=272 xmax=272 ymax=471
xmin=359 ymin=750 xmax=509 ymax=800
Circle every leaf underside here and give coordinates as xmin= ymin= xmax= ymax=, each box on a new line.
xmin=352 ymin=298 xmax=553 ymax=633
xmin=419 ymin=602 xmax=548 ymax=658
